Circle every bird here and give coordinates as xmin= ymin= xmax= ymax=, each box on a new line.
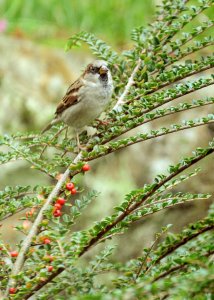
xmin=42 ymin=60 xmax=113 ymax=149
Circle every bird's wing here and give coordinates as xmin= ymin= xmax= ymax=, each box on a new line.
xmin=55 ymin=78 xmax=83 ymax=115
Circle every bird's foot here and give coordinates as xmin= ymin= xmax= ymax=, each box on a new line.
xmin=95 ymin=118 xmax=111 ymax=126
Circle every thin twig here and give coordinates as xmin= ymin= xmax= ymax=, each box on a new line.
xmin=135 ymin=234 xmax=161 ymax=281
xmin=17 ymin=145 xmax=214 ymax=299
xmin=4 ymin=154 xmax=81 ymax=296
xmin=7 ymin=143 xmax=55 ymax=179
xmin=39 ymin=126 xmax=67 ymax=158
xmin=57 ymin=240 xmax=66 ymax=257
xmin=151 ymin=40 xmax=213 ymax=77
xmin=96 ymin=97 xmax=214 ymax=145
xmin=113 ymin=58 xmax=142 ymax=110
xmin=145 ymin=226 xmax=214 ymax=275
xmin=4 ymin=79 xmax=214 ymax=297
xmin=145 ymin=64 xmax=213 ymax=97
xmin=85 ymin=120 xmax=214 ymax=161
xmin=152 ymin=250 xmax=214 ymax=282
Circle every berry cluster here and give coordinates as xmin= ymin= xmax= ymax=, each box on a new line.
xmin=53 ymin=197 xmax=66 ymax=217
xmin=7 ymin=165 xmax=91 ymax=295
xmin=66 ymin=182 xmax=76 ymax=195
xmin=52 ymin=181 xmax=77 ymax=218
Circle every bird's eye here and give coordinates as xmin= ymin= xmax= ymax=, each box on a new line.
xmin=90 ymin=66 xmax=99 ymax=74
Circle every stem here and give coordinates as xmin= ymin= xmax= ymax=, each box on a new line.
xmin=96 ymin=98 xmax=213 ymax=145
xmin=80 ymin=147 xmax=214 ymax=256
xmin=7 ymin=143 xmax=55 ymax=179
xmin=18 ymin=145 xmax=214 ymax=299
xmin=113 ymin=58 xmax=142 ymax=110
xmin=154 ymin=0 xmax=191 ymax=44
xmin=158 ymin=3 xmax=213 ymax=49
xmin=152 ymin=250 xmax=214 ymax=283
xmin=145 ymin=64 xmax=213 ymax=97
xmin=135 ymin=234 xmax=161 ymax=281
xmin=135 ymin=77 xmax=214 ymax=103
xmin=153 ymin=264 xmax=188 ymax=282
xmin=5 ymin=53 xmax=143 ymax=296
xmin=154 ymin=225 xmax=214 ymax=265
xmin=86 ymin=120 xmax=214 ymax=161
xmin=4 ymin=154 xmax=81 ymax=296
xmin=151 ymin=41 xmax=213 ymax=76
xmin=39 ymin=126 xmax=67 ymax=158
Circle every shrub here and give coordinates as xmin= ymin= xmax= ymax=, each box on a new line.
xmin=0 ymin=0 xmax=213 ymax=298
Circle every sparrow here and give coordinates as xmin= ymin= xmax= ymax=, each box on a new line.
xmin=42 ymin=60 xmax=113 ymax=149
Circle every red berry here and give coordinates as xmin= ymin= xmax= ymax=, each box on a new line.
xmin=54 ymin=203 xmax=62 ymax=210
xmin=47 ymin=265 xmax=53 ymax=272
xmin=10 ymin=251 xmax=18 ymax=257
xmin=56 ymin=198 xmax=66 ymax=205
xmin=9 ymin=287 xmax=17 ymax=294
xmin=43 ymin=238 xmax=51 ymax=245
xmin=71 ymin=188 xmax=77 ymax=195
xmin=53 ymin=210 xmax=62 ymax=217
xmin=82 ymin=164 xmax=91 ymax=172
xmin=66 ymin=182 xmax=75 ymax=191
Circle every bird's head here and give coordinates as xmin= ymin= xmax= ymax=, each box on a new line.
xmin=84 ymin=60 xmax=111 ymax=84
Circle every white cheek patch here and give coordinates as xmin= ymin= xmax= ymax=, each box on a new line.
xmin=83 ymin=74 xmax=100 ymax=87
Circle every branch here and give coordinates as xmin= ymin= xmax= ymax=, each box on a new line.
xmin=113 ymin=58 xmax=142 ymax=110
xmin=142 ymin=87 xmax=214 ymax=118
xmin=134 ymin=77 xmax=214 ymax=103
xmin=6 ymin=143 xmax=55 ymax=179
xmin=86 ymin=119 xmax=214 ymax=161
xmin=150 ymin=251 xmax=214 ymax=283
xmin=145 ymin=64 xmax=213 ymax=97
xmin=4 ymin=58 xmax=143 ymax=296
xmin=95 ymin=98 xmax=213 ymax=145
xmin=134 ymin=197 xmax=210 ymax=221
xmin=158 ymin=4 xmax=213 ymax=48
xmin=16 ymin=143 xmax=214 ymax=298
xmin=80 ymin=146 xmax=214 ymax=255
xmin=135 ymin=233 xmax=162 ymax=281
xmin=154 ymin=225 xmax=214 ymax=266
xmin=152 ymin=264 xmax=188 ymax=282
xmin=4 ymin=54 xmax=145 ymax=296
xmin=151 ymin=40 xmax=213 ymax=76
xmin=151 ymin=0 xmax=191 ymax=47
xmin=4 ymin=156 xmax=79 ymax=295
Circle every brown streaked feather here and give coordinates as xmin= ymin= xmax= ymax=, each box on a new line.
xmin=55 ymin=78 xmax=83 ymax=115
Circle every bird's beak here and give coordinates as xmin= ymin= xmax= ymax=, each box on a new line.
xmin=99 ymin=66 xmax=108 ymax=75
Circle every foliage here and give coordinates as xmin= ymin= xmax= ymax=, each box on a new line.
xmin=0 ymin=0 xmax=214 ymax=299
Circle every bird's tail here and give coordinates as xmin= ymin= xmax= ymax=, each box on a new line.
xmin=41 ymin=118 xmax=59 ymax=134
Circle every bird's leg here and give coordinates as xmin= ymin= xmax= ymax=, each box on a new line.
xmin=64 ymin=126 xmax=68 ymax=140
xmin=61 ymin=126 xmax=70 ymax=157
xmin=39 ymin=126 xmax=67 ymax=158
xmin=76 ymin=131 xmax=81 ymax=153
xmin=75 ymin=130 xmax=88 ymax=153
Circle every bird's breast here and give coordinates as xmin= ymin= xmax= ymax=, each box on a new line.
xmin=79 ymin=81 xmax=112 ymax=105
xmin=60 ymin=82 xmax=112 ymax=130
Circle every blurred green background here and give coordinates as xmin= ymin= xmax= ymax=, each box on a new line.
xmin=1 ymin=0 xmax=155 ymax=47
xmin=0 ymin=0 xmax=213 ymax=262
